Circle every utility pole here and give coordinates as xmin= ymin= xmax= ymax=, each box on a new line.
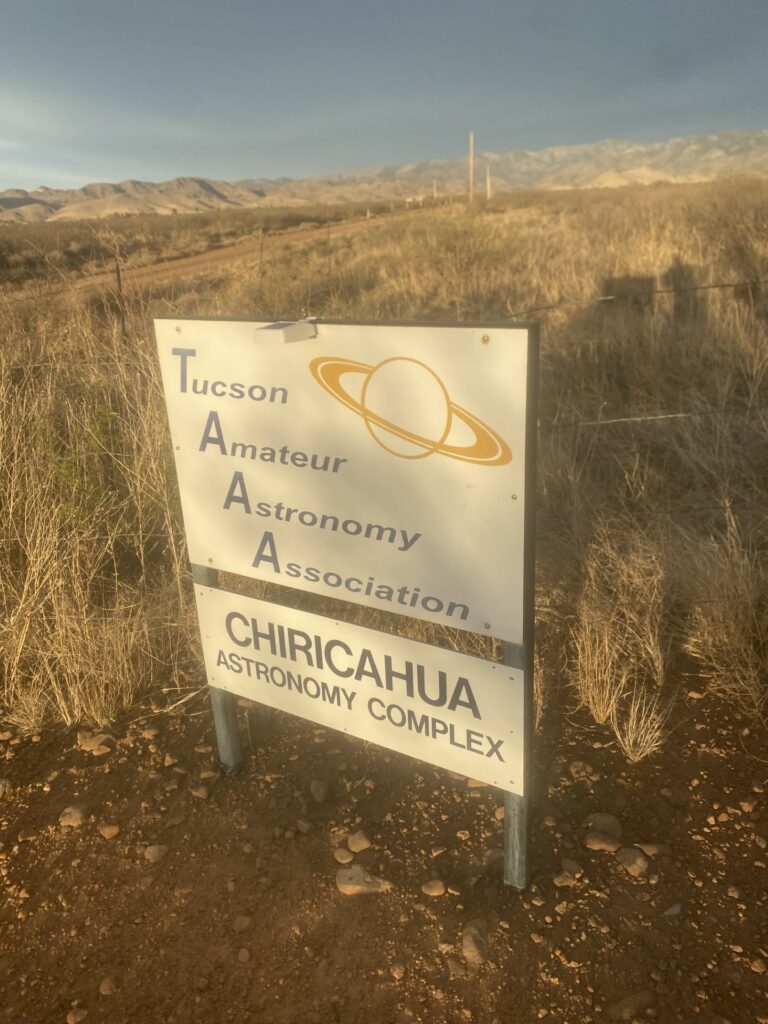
xmin=486 ymin=163 xmax=492 ymax=200
xmin=468 ymin=131 xmax=475 ymax=204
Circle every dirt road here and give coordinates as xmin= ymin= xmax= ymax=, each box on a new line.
xmin=3 ymin=212 xmax=404 ymax=307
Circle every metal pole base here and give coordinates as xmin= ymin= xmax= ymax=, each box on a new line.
xmin=190 ymin=564 xmax=245 ymax=775
xmin=503 ymin=791 xmax=529 ymax=889
xmin=209 ymin=685 xmax=244 ymax=774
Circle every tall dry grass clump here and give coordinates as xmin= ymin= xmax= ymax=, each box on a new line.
xmin=0 ymin=296 xmax=194 ymax=731
xmin=681 ymin=511 xmax=768 ymax=721
xmin=572 ymin=522 xmax=674 ymax=759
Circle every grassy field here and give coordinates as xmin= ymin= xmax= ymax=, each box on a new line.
xmin=1 ymin=177 xmax=767 ymax=758
xmin=0 ymin=199 xmax=397 ymax=291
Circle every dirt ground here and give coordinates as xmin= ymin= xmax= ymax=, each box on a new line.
xmin=1 ymin=686 xmax=766 ymax=1024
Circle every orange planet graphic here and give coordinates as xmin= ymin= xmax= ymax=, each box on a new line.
xmin=309 ymin=355 xmax=512 ymax=465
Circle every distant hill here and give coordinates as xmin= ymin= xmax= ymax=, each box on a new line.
xmin=2 ymin=129 xmax=768 ymax=223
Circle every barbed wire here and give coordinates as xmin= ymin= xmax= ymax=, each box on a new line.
xmin=547 ymin=404 xmax=768 ymax=429
xmin=3 ymin=380 xmax=764 ymax=432
xmin=506 ymin=277 xmax=768 ymax=320
xmin=537 ymin=494 xmax=768 ymax=520
xmin=0 ymin=531 xmax=179 ymax=546
xmin=3 ymin=259 xmax=767 ymax=315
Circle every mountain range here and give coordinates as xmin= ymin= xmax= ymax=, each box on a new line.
xmin=2 ymin=129 xmax=767 ymax=224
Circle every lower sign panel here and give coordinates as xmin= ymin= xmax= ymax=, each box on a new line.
xmin=195 ymin=586 xmax=525 ymax=794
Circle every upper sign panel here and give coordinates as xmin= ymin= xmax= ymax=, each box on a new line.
xmin=155 ymin=319 xmax=532 ymax=643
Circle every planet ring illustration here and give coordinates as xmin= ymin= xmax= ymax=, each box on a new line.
xmin=309 ymin=356 xmax=512 ymax=465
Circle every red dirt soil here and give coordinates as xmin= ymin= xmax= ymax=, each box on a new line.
xmin=0 ymin=690 xmax=766 ymax=1024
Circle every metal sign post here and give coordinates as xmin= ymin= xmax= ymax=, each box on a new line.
xmin=156 ymin=318 xmax=538 ymax=889
xmin=502 ymin=329 xmax=538 ymax=887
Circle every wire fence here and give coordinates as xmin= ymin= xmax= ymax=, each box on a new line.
xmin=506 ymin=276 xmax=768 ymax=320
xmin=3 ymin=357 xmax=765 ymax=432
xmin=2 ymin=264 xmax=766 ymax=541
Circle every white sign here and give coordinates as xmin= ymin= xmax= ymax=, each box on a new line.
xmin=196 ymin=585 xmax=525 ymax=793
xmin=155 ymin=319 xmax=531 ymax=643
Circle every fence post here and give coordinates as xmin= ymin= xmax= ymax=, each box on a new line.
xmin=190 ymin=563 xmax=243 ymax=772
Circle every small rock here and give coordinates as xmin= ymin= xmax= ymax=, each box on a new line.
xmin=237 ymin=947 xmax=250 ymax=963
xmin=98 ymin=825 xmax=120 ymax=840
xmin=569 ymin=760 xmax=598 ymax=783
xmin=190 ymin=786 xmax=208 ymax=800
xmin=347 ymin=830 xmax=371 ymax=853
xmin=296 ymin=819 xmax=313 ymax=835
xmin=582 ymin=812 xmax=622 ymax=839
xmin=751 ymin=958 xmax=767 ymax=974
xmin=615 ymin=847 xmax=649 ymax=878
xmin=67 ymin=1010 xmax=88 ymax=1024
xmin=0 ymin=779 xmax=13 ymax=799
xmin=333 ymin=847 xmax=354 ymax=864
xmin=233 ymin=915 xmax=252 ymax=933
xmin=687 ymin=689 xmax=704 ymax=700
xmin=494 ymin=805 xmax=504 ymax=821
xmin=421 ymin=879 xmax=446 ymax=897
xmin=141 ymin=727 xmax=160 ymax=739
xmin=309 ymin=779 xmax=329 ymax=803
xmin=336 ymin=864 xmax=393 ymax=896
xmin=740 ymin=797 xmax=758 ymax=813
xmin=462 ymin=918 xmax=488 ymax=967
xmin=390 ymin=963 xmax=406 ymax=980
xmin=635 ymin=841 xmax=671 ymax=858
xmin=144 ymin=844 xmax=168 ymax=864
xmin=553 ymin=871 xmax=578 ymax=888
xmin=77 ymin=732 xmax=114 ymax=753
xmin=99 ymin=976 xmax=118 ymax=996
xmin=59 ymin=805 xmax=87 ymax=828
xmin=467 ymin=778 xmax=487 ymax=789
xmin=447 ymin=957 xmax=468 ymax=979
xmin=584 ymin=831 xmax=621 ymax=853
xmin=163 ymin=754 xmax=178 ymax=767
xmin=554 ymin=858 xmax=583 ymax=887
xmin=663 ymin=903 xmax=682 ymax=918
xmin=606 ymin=989 xmax=657 ymax=1021
xmin=18 ymin=830 xmax=37 ymax=843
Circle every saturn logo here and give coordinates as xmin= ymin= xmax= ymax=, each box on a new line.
xmin=309 ymin=355 xmax=512 ymax=465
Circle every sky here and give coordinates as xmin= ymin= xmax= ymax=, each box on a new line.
xmin=1 ymin=0 xmax=767 ymax=191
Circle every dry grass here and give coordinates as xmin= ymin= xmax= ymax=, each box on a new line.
xmin=572 ymin=522 xmax=675 ymax=756
xmin=2 ymin=176 xmax=768 ymax=754
xmin=682 ymin=511 xmax=768 ymax=722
